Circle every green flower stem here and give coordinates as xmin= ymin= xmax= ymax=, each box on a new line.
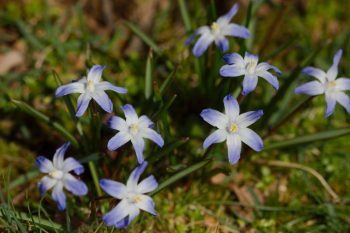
xmin=88 ymin=161 xmax=102 ymax=197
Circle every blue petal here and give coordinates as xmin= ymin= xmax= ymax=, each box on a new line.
xmin=200 ymin=109 xmax=227 ymax=129
xmin=294 ymin=81 xmax=324 ymax=96
xmin=38 ymin=176 xmax=56 ymax=196
xmin=51 ymin=183 xmax=66 ymax=211
xmin=137 ymin=175 xmax=158 ymax=194
xmin=107 ymin=116 xmax=128 ymax=131
xmin=335 ymin=78 xmax=350 ymax=91
xmin=215 ymin=37 xmax=229 ymax=52
xmin=121 ymin=104 xmax=139 ymax=124
xmin=135 ymin=195 xmax=157 ymax=215
xmin=257 ymin=71 xmax=279 ymax=90
xmin=203 ymin=129 xmax=227 ymax=149
xmin=236 ymin=110 xmax=263 ymax=128
xmin=192 ymin=33 xmax=214 ymax=57
xmin=36 ymin=156 xmax=54 ymax=173
xmin=76 ymin=94 xmax=92 ymax=117
xmin=223 ymin=53 xmax=244 ymax=65
xmin=222 ymin=24 xmax=250 ymax=39
xmin=107 ymin=132 xmax=130 ymax=151
xmin=55 ymin=82 xmax=85 ymax=97
xmin=220 ymin=64 xmax=245 ymax=77
xmin=63 ymin=174 xmax=88 ymax=196
xmin=242 ymin=74 xmax=258 ymax=96
xmin=91 ymin=91 xmax=113 ymax=113
xmin=131 ymin=137 xmax=145 ymax=164
xmin=327 ymin=49 xmax=343 ymax=81
xmin=97 ymin=81 xmax=128 ymax=94
xmin=217 ymin=3 xmax=239 ymax=25
xmin=325 ymin=94 xmax=336 ymax=118
xmin=87 ymin=65 xmax=105 ymax=82
xmin=302 ymin=67 xmax=326 ymax=82
xmin=141 ymin=128 xmax=164 ymax=147
xmin=103 ymin=200 xmax=129 ymax=226
xmin=53 ymin=142 xmax=70 ymax=169
xmin=244 ymin=52 xmax=259 ymax=62
xmin=257 ymin=62 xmax=282 ymax=75
xmin=224 ymin=95 xmax=240 ymax=118
xmin=239 ymin=128 xmax=263 ymax=152
xmin=185 ymin=26 xmax=210 ymax=45
xmin=226 ymin=134 xmax=241 ymax=165
xmin=127 ymin=162 xmax=148 ymax=190
xmin=62 ymin=157 xmax=84 ymax=175
xmin=100 ymin=179 xmax=127 ymax=199
xmin=115 ymin=206 xmax=140 ymax=229
xmin=335 ymin=92 xmax=350 ymax=114
xmin=138 ymin=115 xmax=154 ymax=128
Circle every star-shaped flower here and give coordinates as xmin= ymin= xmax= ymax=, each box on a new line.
xmin=55 ymin=65 xmax=127 ymax=117
xmin=294 ymin=49 xmax=350 ymax=117
xmin=185 ymin=3 xmax=250 ymax=57
xmin=200 ymin=95 xmax=263 ymax=164
xmin=100 ymin=162 xmax=158 ymax=229
xmin=220 ymin=52 xmax=282 ymax=95
xmin=107 ymin=104 xmax=164 ymax=164
xmin=35 ymin=142 xmax=88 ymax=210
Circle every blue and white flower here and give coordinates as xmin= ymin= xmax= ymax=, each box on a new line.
xmin=185 ymin=3 xmax=250 ymax=57
xmin=220 ymin=52 xmax=282 ymax=95
xmin=201 ymin=95 xmax=263 ymax=165
xmin=55 ymin=65 xmax=127 ymax=117
xmin=35 ymin=142 xmax=87 ymax=210
xmin=107 ymin=104 xmax=164 ymax=164
xmin=294 ymin=49 xmax=350 ymax=117
xmin=100 ymin=162 xmax=158 ymax=229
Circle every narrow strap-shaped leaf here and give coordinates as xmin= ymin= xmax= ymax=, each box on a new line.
xmin=160 ymin=66 xmax=177 ymax=96
xmin=151 ymin=159 xmax=211 ymax=196
xmin=178 ymin=0 xmax=191 ymax=32
xmin=145 ymin=50 xmax=153 ymax=99
xmin=265 ymin=128 xmax=350 ymax=150
xmin=12 ymin=99 xmax=79 ymax=148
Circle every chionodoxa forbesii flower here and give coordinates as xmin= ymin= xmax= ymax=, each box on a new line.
xmin=107 ymin=104 xmax=164 ymax=164
xmin=55 ymin=65 xmax=127 ymax=117
xmin=35 ymin=142 xmax=87 ymax=210
xmin=185 ymin=3 xmax=250 ymax=57
xmin=294 ymin=49 xmax=350 ymax=117
xmin=220 ymin=52 xmax=282 ymax=95
xmin=200 ymin=95 xmax=263 ymax=165
xmin=100 ymin=162 xmax=158 ymax=229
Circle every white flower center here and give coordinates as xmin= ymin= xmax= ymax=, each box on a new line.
xmin=86 ymin=80 xmax=95 ymax=92
xmin=245 ymin=59 xmax=258 ymax=74
xmin=211 ymin=22 xmax=220 ymax=34
xmin=129 ymin=123 xmax=139 ymax=134
xmin=127 ymin=193 xmax=142 ymax=204
xmin=49 ymin=170 xmax=64 ymax=179
xmin=227 ymin=123 xmax=238 ymax=134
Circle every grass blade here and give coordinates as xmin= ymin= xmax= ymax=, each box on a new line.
xmin=145 ymin=50 xmax=153 ymax=99
xmin=178 ymin=0 xmax=191 ymax=31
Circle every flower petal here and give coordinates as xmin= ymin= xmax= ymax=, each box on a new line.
xmin=223 ymin=53 xmax=244 ymax=65
xmin=87 ymin=65 xmax=105 ymax=83
xmin=63 ymin=173 xmax=88 ymax=196
xmin=325 ymin=93 xmax=336 ymax=117
xmin=327 ymin=49 xmax=342 ymax=81
xmin=55 ymin=82 xmax=85 ymax=97
xmin=141 ymin=128 xmax=164 ymax=147
xmin=76 ymin=93 xmax=92 ymax=117
xmin=91 ymin=91 xmax=113 ymax=113
xmin=131 ymin=136 xmax=145 ymax=164
xmin=244 ymin=52 xmax=259 ymax=63
xmin=215 ymin=37 xmax=229 ymax=52
xmin=203 ymin=129 xmax=227 ymax=149
xmin=236 ymin=110 xmax=264 ymax=128
xmin=135 ymin=195 xmax=157 ymax=215
xmin=221 ymin=23 xmax=250 ymax=39
xmin=137 ymin=175 xmax=158 ymax=194
xmin=256 ymin=71 xmax=279 ymax=90
xmin=226 ymin=134 xmax=242 ymax=165
xmin=256 ymin=62 xmax=282 ymax=75
xmin=96 ymin=81 xmax=128 ymax=94
xmin=138 ymin=115 xmax=154 ymax=128
xmin=294 ymin=81 xmax=324 ymax=96
xmin=51 ymin=182 xmax=66 ymax=211
xmin=107 ymin=132 xmax=130 ymax=151
xmin=220 ymin=64 xmax=246 ymax=77
xmin=224 ymin=95 xmax=240 ymax=119
xmin=102 ymin=199 xmax=129 ymax=226
xmin=62 ymin=157 xmax=84 ymax=175
xmin=115 ymin=206 xmax=140 ymax=229
xmin=239 ymin=128 xmax=263 ymax=151
xmin=302 ymin=67 xmax=326 ymax=83
xmin=185 ymin=26 xmax=210 ymax=45
xmin=217 ymin=3 xmax=239 ymax=25
xmin=200 ymin=109 xmax=228 ymax=129
xmin=107 ymin=116 xmax=128 ymax=131
xmin=127 ymin=162 xmax=148 ymax=191
xmin=335 ymin=92 xmax=350 ymax=114
xmin=100 ymin=179 xmax=127 ymax=199
xmin=192 ymin=33 xmax=214 ymax=57
xmin=335 ymin=78 xmax=350 ymax=91
xmin=121 ymin=104 xmax=139 ymax=125
xmin=36 ymin=156 xmax=54 ymax=173
xmin=53 ymin=142 xmax=70 ymax=169
xmin=38 ymin=176 xmax=57 ymax=196
xmin=242 ymin=74 xmax=258 ymax=96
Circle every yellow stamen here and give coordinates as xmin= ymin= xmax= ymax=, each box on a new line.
xmin=87 ymin=80 xmax=95 ymax=92
xmin=129 ymin=123 xmax=139 ymax=134
xmin=327 ymin=80 xmax=337 ymax=88
xmin=49 ymin=170 xmax=64 ymax=179
xmin=227 ymin=123 xmax=238 ymax=133
xmin=245 ymin=60 xmax=258 ymax=74
xmin=211 ymin=22 xmax=220 ymax=33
